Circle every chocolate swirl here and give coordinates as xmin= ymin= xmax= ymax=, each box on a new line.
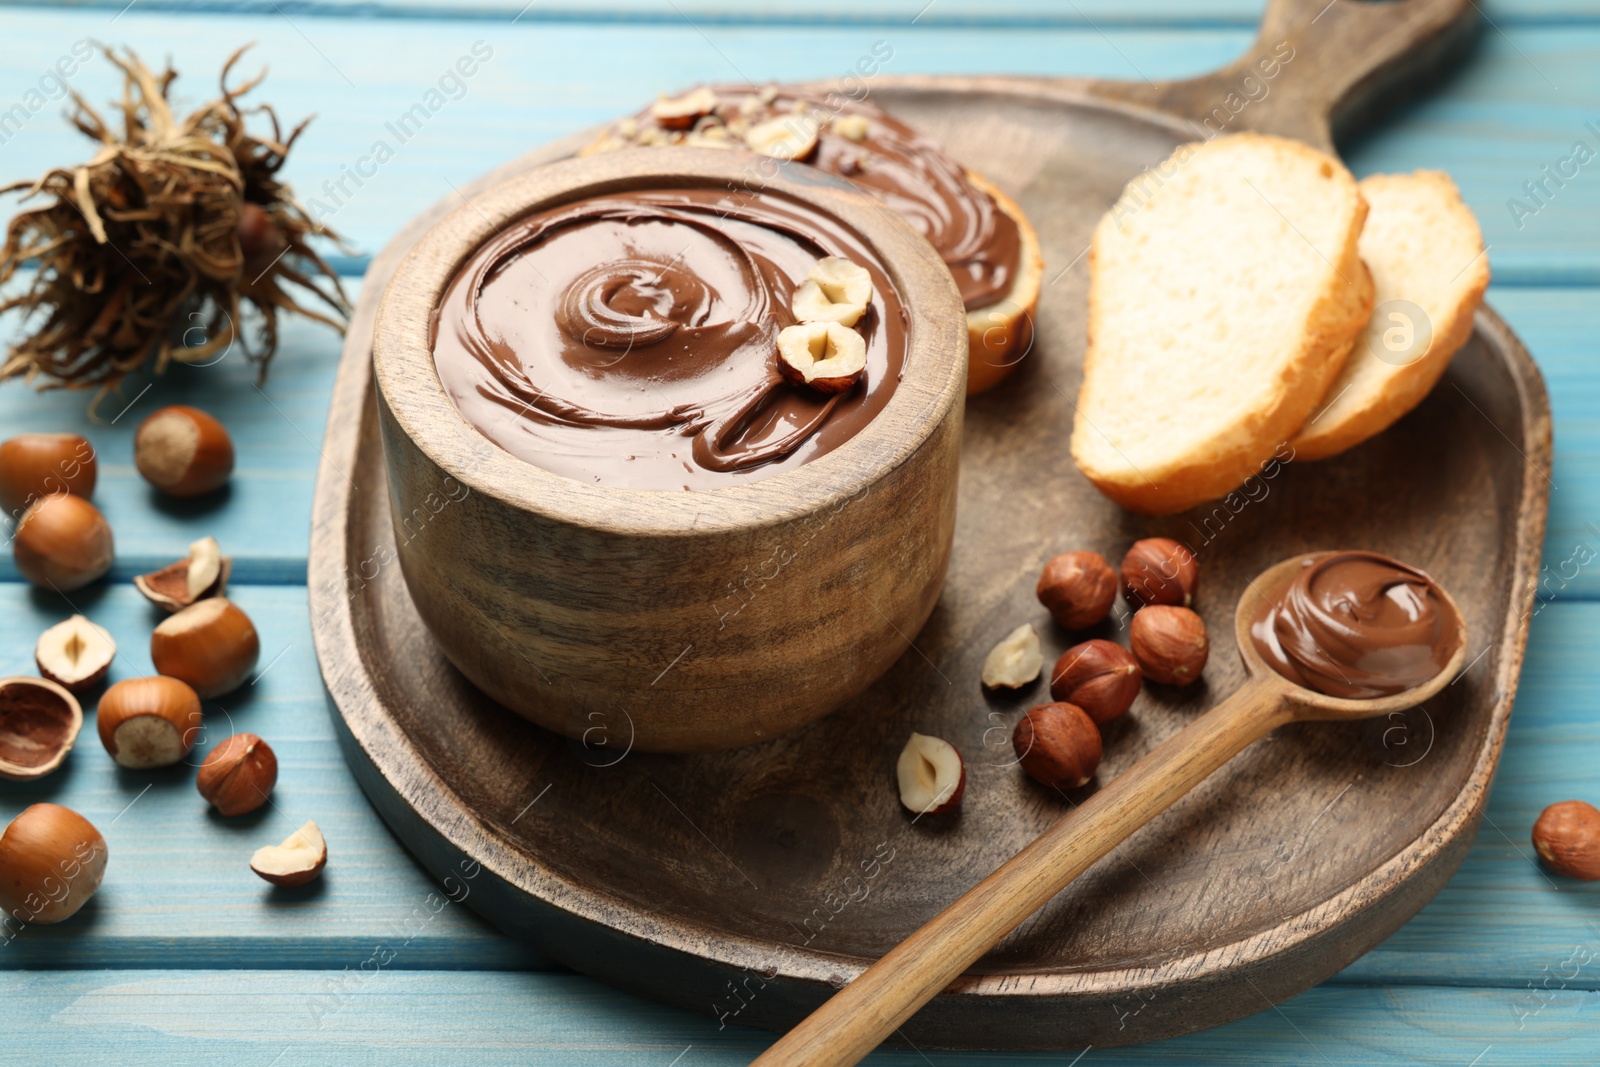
xmin=1250 ymin=551 xmax=1463 ymax=699
xmin=431 ymin=187 xmax=907 ymax=491
xmin=608 ymin=85 xmax=1022 ymax=309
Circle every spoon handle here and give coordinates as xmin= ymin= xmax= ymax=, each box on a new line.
xmin=751 ymin=680 xmax=1293 ymax=1067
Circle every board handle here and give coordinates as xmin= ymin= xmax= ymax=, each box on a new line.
xmin=749 ymin=681 xmax=1294 ymax=1067
xmin=1090 ymin=0 xmax=1477 ymax=151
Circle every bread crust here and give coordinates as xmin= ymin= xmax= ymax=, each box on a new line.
xmin=1071 ymin=133 xmax=1374 ymax=515
xmin=1290 ymin=171 xmax=1489 ymax=461
xmin=964 ymin=170 xmax=1045 ymax=395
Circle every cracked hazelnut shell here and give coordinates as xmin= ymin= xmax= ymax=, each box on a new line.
xmin=134 ymin=536 xmax=230 ymax=613
xmin=0 ymin=676 xmax=84 ymax=781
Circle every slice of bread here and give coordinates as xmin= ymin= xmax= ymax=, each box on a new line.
xmin=1290 ymin=171 xmax=1488 ymax=461
xmin=964 ymin=170 xmax=1045 ymax=395
xmin=1071 ymin=133 xmax=1373 ymax=515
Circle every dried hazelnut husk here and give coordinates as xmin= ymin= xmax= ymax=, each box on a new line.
xmin=1013 ymin=702 xmax=1102 ymax=790
xmin=1533 ymin=800 xmax=1600 ymax=881
xmin=134 ymin=536 xmax=230 ymax=613
xmin=1036 ymin=551 xmax=1117 ymax=630
xmin=34 ymin=615 xmax=116 ymax=693
xmin=0 ymin=677 xmax=84 ymax=781
xmin=1050 ymin=639 xmax=1141 ymax=724
xmin=1121 ymin=537 xmax=1199 ymax=608
xmin=1129 ymin=605 xmax=1209 ymax=686
xmin=197 ymin=733 xmax=277 ymax=816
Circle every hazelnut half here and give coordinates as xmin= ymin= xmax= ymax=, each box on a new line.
xmin=1050 ymin=639 xmax=1141 ymax=725
xmin=0 ymin=433 xmax=96 ymax=518
xmin=1121 ymin=537 xmax=1199 ymax=608
xmin=12 ymin=494 xmax=114 ymax=591
xmin=34 ymin=615 xmax=116 ymax=693
xmin=651 ymin=86 xmax=718 ymax=129
xmin=1532 ymin=800 xmax=1600 ymax=881
xmin=0 ymin=803 xmax=107 ymax=925
xmin=896 ymin=733 xmax=965 ymax=815
xmin=1129 ymin=606 xmax=1209 ymax=686
xmin=1036 ymin=551 xmax=1117 ymax=630
xmin=134 ymin=405 xmax=234 ymax=498
xmin=150 ymin=598 xmax=260 ymax=698
xmin=777 ymin=321 xmax=867 ymax=394
xmin=134 ymin=536 xmax=230 ymax=613
xmin=791 ymin=257 xmax=873 ymax=328
xmin=1013 ymin=702 xmax=1102 ymax=790
xmin=0 ymin=677 xmax=84 ymax=781
xmin=981 ymin=623 xmax=1043 ymax=689
xmin=197 ymin=733 xmax=278 ymax=816
xmin=251 ymin=820 xmax=327 ymax=887
xmin=97 ymin=676 xmax=203 ymax=769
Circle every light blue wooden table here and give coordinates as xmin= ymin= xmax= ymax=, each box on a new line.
xmin=2 ymin=1 xmax=1599 ymax=1063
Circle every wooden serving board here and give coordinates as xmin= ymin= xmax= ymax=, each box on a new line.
xmin=309 ymin=0 xmax=1551 ymax=1048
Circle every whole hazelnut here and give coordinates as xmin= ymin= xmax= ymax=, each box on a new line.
xmin=1036 ymin=551 xmax=1117 ymax=630
xmin=134 ymin=405 xmax=234 ymax=498
xmin=1050 ymin=639 xmax=1142 ymax=724
xmin=0 ymin=433 xmax=96 ymax=518
xmin=0 ymin=803 xmax=107 ymax=925
xmin=1013 ymin=702 xmax=1102 ymax=790
xmin=97 ymin=676 xmax=203 ymax=769
xmin=12 ymin=494 xmax=114 ymax=591
xmin=1532 ymin=800 xmax=1600 ymax=881
xmin=1121 ymin=537 xmax=1199 ymax=608
xmin=197 ymin=733 xmax=278 ymax=816
xmin=151 ymin=598 xmax=260 ymax=698
xmin=1129 ymin=605 xmax=1209 ymax=686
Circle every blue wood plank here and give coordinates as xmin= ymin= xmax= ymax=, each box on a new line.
xmin=0 ymin=583 xmax=544 ymax=970
xmin=3 ymin=969 xmax=1597 ymax=1065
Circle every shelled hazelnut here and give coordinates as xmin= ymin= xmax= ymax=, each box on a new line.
xmin=1121 ymin=537 xmax=1199 ymax=608
xmin=251 ymin=821 xmax=327 ymax=887
xmin=1013 ymin=703 xmax=1102 ymax=790
xmin=34 ymin=615 xmax=116 ymax=694
xmin=896 ymin=733 xmax=965 ymax=815
xmin=1050 ymin=640 xmax=1141 ymax=724
xmin=980 ymin=623 xmax=1043 ymax=689
xmin=197 ymin=733 xmax=278 ymax=816
xmin=1129 ymin=605 xmax=1209 ymax=686
xmin=12 ymin=494 xmax=114 ymax=591
xmin=0 ymin=804 xmax=107 ymax=924
xmin=150 ymin=598 xmax=260 ymax=698
xmin=134 ymin=405 xmax=234 ymax=498
xmin=0 ymin=677 xmax=84 ymax=781
xmin=97 ymin=676 xmax=203 ymax=769
xmin=0 ymin=433 xmax=96 ymax=518
xmin=1532 ymin=800 xmax=1600 ymax=881
xmin=134 ymin=536 xmax=230 ymax=613
xmin=1036 ymin=551 xmax=1117 ymax=630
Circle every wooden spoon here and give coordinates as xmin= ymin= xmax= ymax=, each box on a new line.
xmin=752 ymin=553 xmax=1468 ymax=1067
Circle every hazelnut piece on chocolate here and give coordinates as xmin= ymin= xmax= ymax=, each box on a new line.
xmin=1050 ymin=639 xmax=1141 ymax=724
xmin=134 ymin=536 xmax=231 ymax=613
xmin=1013 ymin=703 xmax=1102 ymax=790
xmin=1036 ymin=551 xmax=1117 ymax=630
xmin=745 ymin=114 xmax=820 ymax=161
xmin=792 ymin=257 xmax=873 ymax=328
xmin=1130 ymin=605 xmax=1209 ymax=686
xmin=651 ymin=86 xmax=719 ymax=129
xmin=833 ymin=114 xmax=870 ymax=142
xmin=1121 ymin=537 xmax=1199 ymax=608
xmin=0 ymin=677 xmax=84 ymax=781
xmin=35 ymin=615 xmax=116 ymax=694
xmin=777 ymin=322 xmax=867 ymax=394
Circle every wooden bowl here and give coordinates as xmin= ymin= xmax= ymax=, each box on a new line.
xmin=371 ymin=149 xmax=968 ymax=752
